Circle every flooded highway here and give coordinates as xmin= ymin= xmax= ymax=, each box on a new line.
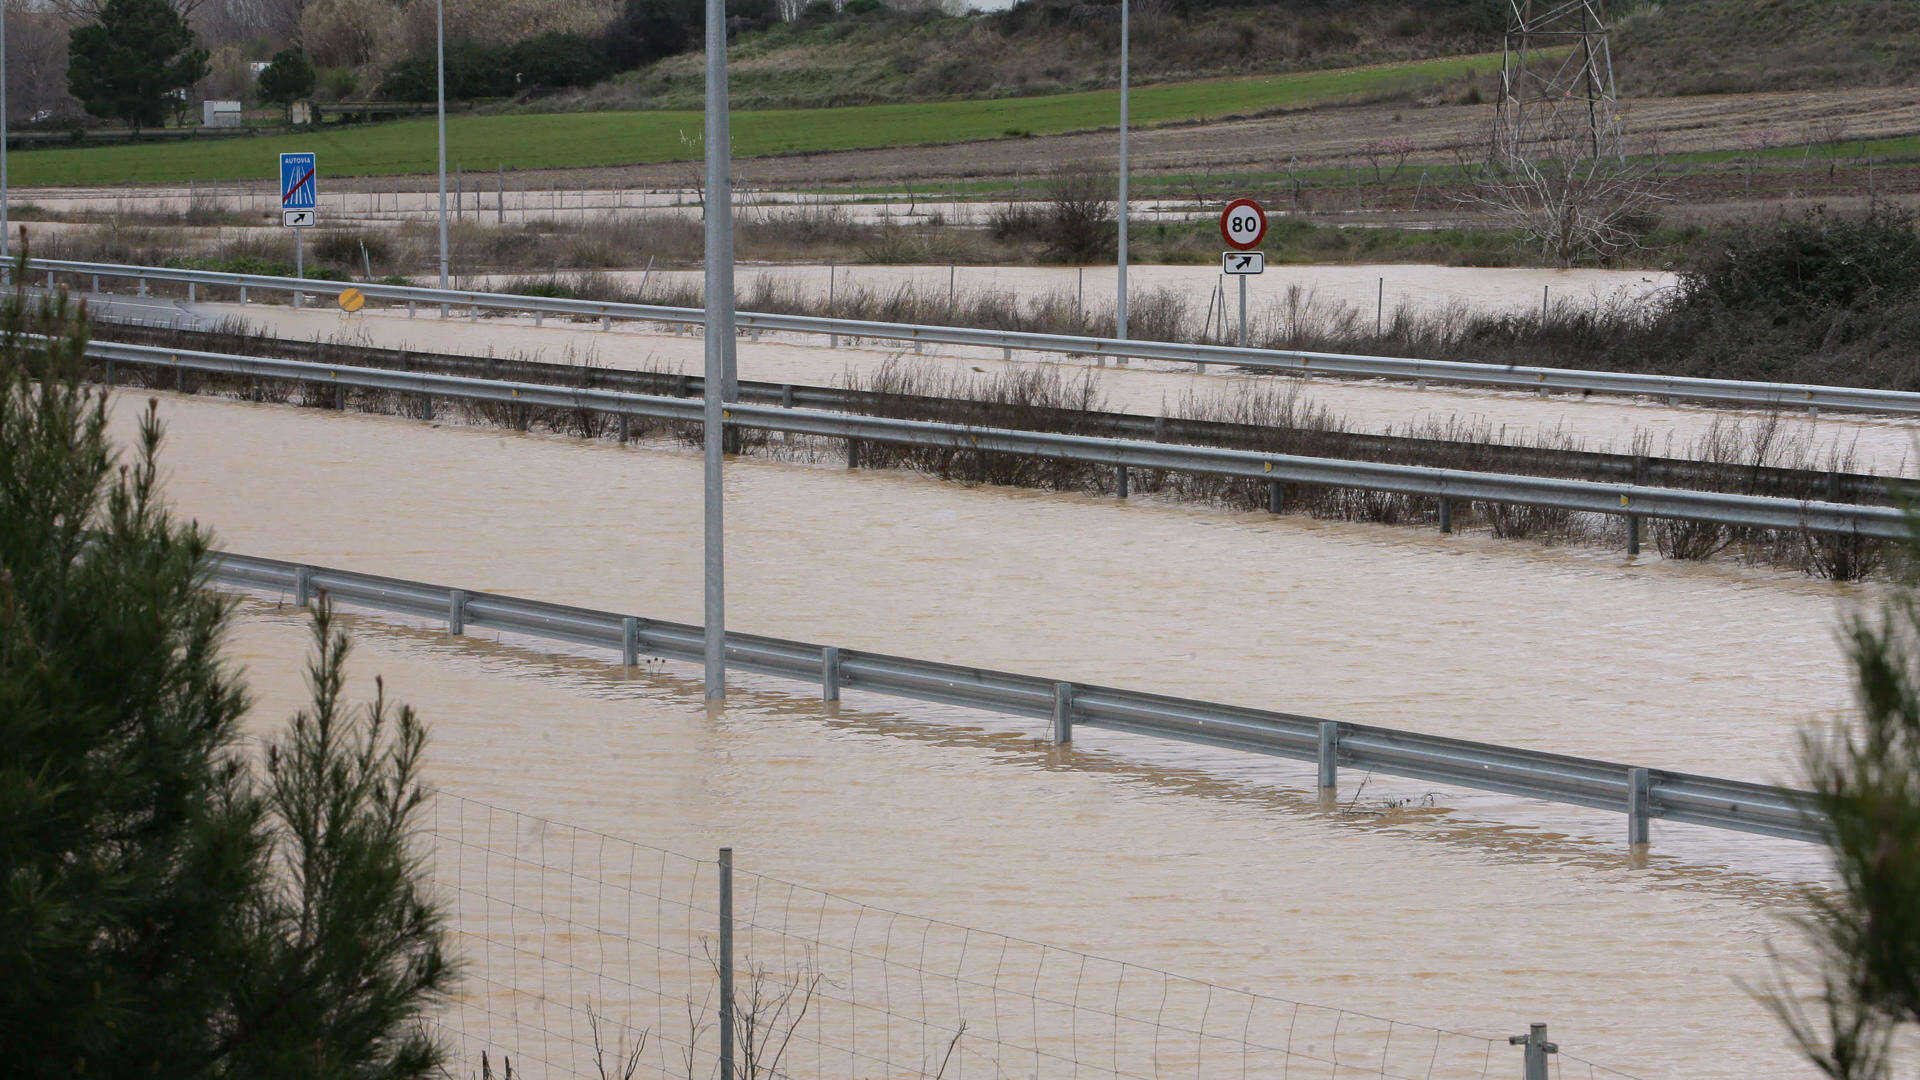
xmin=117 ymin=386 xmax=1876 ymax=1078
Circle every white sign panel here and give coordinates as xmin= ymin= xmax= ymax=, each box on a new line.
xmin=1222 ymin=250 xmax=1265 ymax=275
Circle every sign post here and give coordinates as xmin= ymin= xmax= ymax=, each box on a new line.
xmin=280 ymin=151 xmax=317 ymax=308
xmin=1219 ymin=198 xmax=1267 ymax=348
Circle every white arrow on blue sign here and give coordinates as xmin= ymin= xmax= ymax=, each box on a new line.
xmin=280 ymin=152 xmax=317 ymax=211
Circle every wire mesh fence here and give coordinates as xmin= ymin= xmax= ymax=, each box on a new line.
xmin=423 ymin=791 xmax=1644 ymax=1080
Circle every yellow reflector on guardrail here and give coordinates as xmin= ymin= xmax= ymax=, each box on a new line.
xmin=337 ymin=287 xmax=366 ymax=313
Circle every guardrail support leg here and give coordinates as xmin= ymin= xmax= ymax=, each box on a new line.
xmin=1051 ymin=682 xmax=1074 ymax=745
xmin=420 ymin=393 xmax=433 ymax=421
xmin=187 ymin=283 xmax=196 ymax=304
xmin=781 ymin=385 xmax=795 ymax=409
xmin=1267 ymin=481 xmax=1284 ymax=515
xmin=1626 ymin=515 xmax=1641 ymax=556
xmin=535 ymin=311 xmax=545 ymax=327
xmin=175 ymin=365 xmax=184 ymax=393
xmin=92 ymin=275 xmax=101 ymax=294
xmin=104 ymin=359 xmax=115 ymax=387
xmin=138 ymin=278 xmax=148 ymax=298
xmin=1003 ymin=346 xmax=1012 ymax=361
xmin=1627 ymin=767 xmax=1651 ymax=847
xmin=408 ymin=301 xmax=416 ymax=318
xmin=469 ymin=306 xmax=479 ymax=323
xmin=847 ymin=438 xmax=860 ymax=469
xmin=1317 ymin=721 xmax=1339 ymax=792
xmin=1117 ymin=465 xmax=1130 ymax=499
xmin=294 ymin=566 xmax=313 ymax=609
xmin=618 ymin=414 xmax=631 ymax=444
xmin=239 ymin=285 xmax=248 ymax=304
xmin=601 ymin=315 xmax=611 ymax=331
xmin=822 ymin=646 xmax=841 ymax=702
xmin=334 ymin=385 xmax=346 ymax=411
xmin=622 ymin=616 xmax=642 ymax=667
xmin=448 ymin=589 xmax=468 ymax=636
xmin=1438 ymin=499 xmax=1453 ymax=534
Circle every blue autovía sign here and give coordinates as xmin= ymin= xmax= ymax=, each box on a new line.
xmin=280 ymin=152 xmax=317 ymax=210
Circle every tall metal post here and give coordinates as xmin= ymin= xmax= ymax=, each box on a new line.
xmin=1115 ymin=0 xmax=1129 ymax=345
xmin=702 ymin=0 xmax=736 ymax=698
xmin=497 ymin=163 xmax=505 ymax=224
xmin=2 ymin=0 xmax=10 ymax=263
xmin=718 ymin=847 xmax=735 ymax=1080
xmin=434 ymin=0 xmax=450 ymax=299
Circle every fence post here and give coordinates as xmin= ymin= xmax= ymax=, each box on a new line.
xmin=1051 ymin=681 xmax=1074 ymax=744
xmin=1509 ymin=1024 xmax=1557 ymax=1080
xmin=448 ymin=589 xmax=468 ymax=636
xmin=822 ymin=646 xmax=841 ymax=702
xmin=1627 ymin=767 xmax=1652 ymax=847
xmin=294 ymin=566 xmax=313 ymax=609
xmin=718 ymin=847 xmax=735 ymax=1080
xmin=1317 ymin=721 xmax=1339 ymax=791
xmin=622 ymin=616 xmax=642 ymax=667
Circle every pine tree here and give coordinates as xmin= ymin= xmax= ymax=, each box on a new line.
xmin=66 ymin=0 xmax=211 ymax=135
xmin=0 ymin=270 xmax=455 ymax=1077
xmin=1774 ymin=529 xmax=1920 ymax=1079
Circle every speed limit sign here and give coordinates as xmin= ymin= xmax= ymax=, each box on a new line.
xmin=1220 ymin=198 xmax=1267 ymax=250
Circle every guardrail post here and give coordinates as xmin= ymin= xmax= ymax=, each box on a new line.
xmin=622 ymin=616 xmax=643 ymax=667
xmin=1003 ymin=346 xmax=1012 ymax=361
xmin=780 ymin=384 xmax=795 ymax=409
xmin=822 ymin=646 xmax=841 ymax=702
xmin=334 ymin=384 xmax=346 ymax=411
xmin=1509 ymin=1024 xmax=1557 ymax=1080
xmin=617 ymin=414 xmax=631 ymax=443
xmin=1627 ymin=767 xmax=1651 ymax=847
xmin=1267 ymin=481 xmax=1284 ymax=515
xmin=1317 ymin=721 xmax=1339 ymax=791
xmin=448 ymin=589 xmax=468 ymax=636
xmin=1050 ymin=682 xmax=1074 ymax=745
xmin=847 ymin=438 xmax=860 ymax=469
xmin=91 ymin=275 xmax=101 ymax=294
xmin=137 ymin=277 xmax=148 ymax=298
xmin=601 ymin=315 xmax=611 ymax=331
xmin=104 ymin=359 xmax=114 ymax=387
xmin=535 ymin=311 xmax=545 ymax=327
xmin=239 ymin=285 xmax=247 ymax=304
xmin=407 ymin=301 xmax=416 ymax=318
xmin=1438 ymin=499 xmax=1453 ymax=534
xmin=420 ymin=393 xmax=433 ymax=421
xmin=187 ymin=283 xmax=196 ymax=304
xmin=294 ymin=566 xmax=313 ymax=609
xmin=1626 ymin=515 xmax=1641 ymax=556
xmin=1116 ymin=465 xmax=1130 ymax=499
xmin=469 ymin=306 xmax=479 ymax=323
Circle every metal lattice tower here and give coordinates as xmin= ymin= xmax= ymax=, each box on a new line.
xmin=1495 ymin=0 xmax=1623 ymax=161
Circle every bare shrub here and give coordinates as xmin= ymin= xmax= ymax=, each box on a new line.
xmin=1039 ymin=163 xmax=1115 ymax=264
xmin=1468 ymin=122 xmax=1667 ymax=267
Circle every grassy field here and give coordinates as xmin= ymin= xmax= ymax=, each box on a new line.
xmin=14 ymin=52 xmax=1505 ymax=187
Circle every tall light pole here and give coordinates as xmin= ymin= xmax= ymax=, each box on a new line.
xmin=702 ymin=0 xmax=737 ymax=700
xmin=1115 ymin=0 xmax=1128 ymax=345
xmin=434 ymin=0 xmax=449 ymax=295
xmin=3 ymin=0 xmax=11 ymax=263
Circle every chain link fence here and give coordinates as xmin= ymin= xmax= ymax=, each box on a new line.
xmin=423 ymin=792 xmax=1642 ymax=1080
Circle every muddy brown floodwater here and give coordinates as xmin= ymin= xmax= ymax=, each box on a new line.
xmin=125 ymin=389 xmax=1871 ymax=1078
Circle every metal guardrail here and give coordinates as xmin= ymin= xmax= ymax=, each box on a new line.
xmin=98 ymin=321 xmax=1913 ymax=506
xmin=34 ymin=256 xmax=1920 ymax=416
xmin=90 ymin=337 xmax=1912 ymax=541
xmin=208 ymin=551 xmax=1823 ymax=846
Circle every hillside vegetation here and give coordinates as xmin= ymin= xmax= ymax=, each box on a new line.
xmin=558 ymin=1 xmax=1502 ymax=111
xmin=1613 ymin=0 xmax=1920 ymax=95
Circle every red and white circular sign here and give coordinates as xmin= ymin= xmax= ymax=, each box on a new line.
xmin=1219 ymin=198 xmax=1267 ymax=250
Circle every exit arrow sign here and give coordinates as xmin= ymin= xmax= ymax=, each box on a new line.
xmin=1222 ymin=251 xmax=1265 ymax=275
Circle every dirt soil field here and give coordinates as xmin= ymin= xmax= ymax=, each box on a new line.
xmin=536 ymin=86 xmax=1920 ymax=190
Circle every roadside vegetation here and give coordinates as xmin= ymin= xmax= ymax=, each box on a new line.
xmin=0 ymin=272 xmax=456 ymax=1077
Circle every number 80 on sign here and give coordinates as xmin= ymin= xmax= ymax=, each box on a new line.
xmin=1220 ymin=197 xmax=1266 ymax=250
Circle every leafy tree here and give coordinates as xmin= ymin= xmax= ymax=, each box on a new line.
xmin=258 ymin=46 xmax=317 ymax=121
xmin=0 ymin=274 xmax=456 ymax=1078
xmin=1772 ymin=522 xmax=1920 ymax=1078
xmin=66 ymin=0 xmax=210 ymax=134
